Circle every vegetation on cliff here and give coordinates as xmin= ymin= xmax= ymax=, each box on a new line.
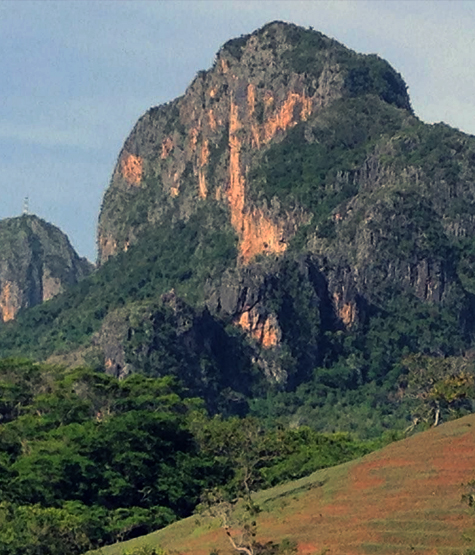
xmin=1 ymin=22 xmax=475 ymax=438
xmin=0 ymin=205 xmax=236 ymax=357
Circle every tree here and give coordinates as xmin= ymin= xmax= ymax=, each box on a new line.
xmin=401 ymin=354 xmax=475 ymax=430
xmin=0 ymin=501 xmax=100 ymax=555
xmin=191 ymin=415 xmax=282 ymax=500
xmin=193 ymin=416 xmax=297 ymax=555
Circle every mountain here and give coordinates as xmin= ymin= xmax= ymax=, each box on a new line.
xmin=0 ymin=215 xmax=92 ymax=322
xmin=94 ymin=20 xmax=475 ymax=382
xmin=97 ymin=20 xmax=410 ymax=265
xmin=92 ymin=413 xmax=475 ymax=555
xmin=1 ymin=21 xmax=475 ymax=432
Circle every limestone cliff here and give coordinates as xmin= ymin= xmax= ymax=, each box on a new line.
xmin=96 ymin=21 xmax=413 ymax=356
xmin=4 ymin=22 xmax=475 ymax=398
xmin=0 ymin=215 xmax=93 ymax=322
xmin=98 ymin=21 xmax=409 ymax=266
xmin=91 ymin=290 xmax=256 ymax=414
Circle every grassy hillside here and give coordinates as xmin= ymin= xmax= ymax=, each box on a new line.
xmin=91 ymin=414 xmax=475 ymax=555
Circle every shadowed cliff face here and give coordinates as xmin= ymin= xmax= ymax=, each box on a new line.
xmin=0 ymin=215 xmax=93 ymax=322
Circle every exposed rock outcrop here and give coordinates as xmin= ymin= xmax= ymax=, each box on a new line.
xmin=0 ymin=215 xmax=93 ymax=322
xmin=97 ymin=21 xmax=410 ymax=265
xmin=92 ymin=291 xmax=256 ymax=413
xmin=5 ymin=21 xmax=475 ymax=399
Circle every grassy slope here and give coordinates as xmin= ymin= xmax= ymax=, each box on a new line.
xmin=90 ymin=414 xmax=475 ymax=555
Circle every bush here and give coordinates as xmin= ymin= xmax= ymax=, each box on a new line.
xmin=122 ymin=546 xmax=168 ymax=555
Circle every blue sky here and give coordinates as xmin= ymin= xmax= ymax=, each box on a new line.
xmin=1 ymin=1 xmax=474 ymax=261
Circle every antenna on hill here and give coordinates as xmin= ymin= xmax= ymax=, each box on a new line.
xmin=23 ymin=196 xmax=29 ymax=215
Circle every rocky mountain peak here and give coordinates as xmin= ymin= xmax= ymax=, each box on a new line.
xmin=0 ymin=215 xmax=93 ymax=322
xmin=97 ymin=21 xmax=410 ymax=265
xmin=5 ymin=21 xmax=474 ymax=412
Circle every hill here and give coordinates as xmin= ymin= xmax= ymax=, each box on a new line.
xmin=1 ymin=21 xmax=475 ymax=435
xmin=0 ymin=215 xmax=92 ymax=322
xmin=92 ymin=413 xmax=475 ymax=555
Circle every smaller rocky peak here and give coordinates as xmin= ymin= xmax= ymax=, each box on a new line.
xmin=0 ymin=215 xmax=93 ymax=322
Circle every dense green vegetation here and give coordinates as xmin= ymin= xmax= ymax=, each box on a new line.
xmin=249 ymin=284 xmax=475 ymax=437
xmin=247 ymin=22 xmax=410 ymax=111
xmin=0 ymin=360 xmax=211 ymax=552
xmin=249 ymin=96 xmax=409 ymax=230
xmin=0 ymin=359 xmax=388 ymax=555
xmin=0 ymin=204 xmax=237 ymax=360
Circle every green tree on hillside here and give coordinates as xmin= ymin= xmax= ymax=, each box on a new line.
xmin=401 ymin=354 xmax=475 ymax=430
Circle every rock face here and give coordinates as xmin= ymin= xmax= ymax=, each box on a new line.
xmin=0 ymin=215 xmax=93 ymax=322
xmin=92 ymin=21 xmax=475 ymax=382
xmin=3 ymin=22 xmax=475 ymax=400
xmin=97 ymin=21 xmax=409 ymax=266
xmin=91 ymin=290 xmax=256 ymax=414
xmin=95 ymin=21 xmax=417 ymax=357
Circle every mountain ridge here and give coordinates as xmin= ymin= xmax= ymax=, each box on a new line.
xmin=1 ymin=21 xmax=475 ymax=436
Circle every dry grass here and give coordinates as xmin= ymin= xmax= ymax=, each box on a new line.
xmin=89 ymin=414 xmax=475 ymax=555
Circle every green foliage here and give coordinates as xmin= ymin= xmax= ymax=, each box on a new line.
xmin=282 ymin=25 xmax=330 ymax=79
xmin=400 ymin=353 xmax=475 ymax=427
xmin=259 ymin=428 xmax=376 ymax=487
xmin=0 ymin=501 xmax=99 ymax=555
xmin=122 ymin=547 xmax=168 ymax=555
xmin=393 ymin=122 xmax=467 ymax=183
xmin=249 ymin=96 xmax=408 ymax=234
xmin=362 ymin=188 xmax=453 ymax=263
xmin=222 ymin=34 xmax=249 ymax=60
xmin=0 ymin=204 xmax=238 ymax=360
xmin=3 ymin=32 xmax=475 ymax=555
xmin=456 ymin=237 xmax=475 ymax=294
xmin=123 ymin=301 xmax=256 ymax=416
xmin=192 ymin=414 xmax=380 ymax=495
xmin=0 ymin=359 xmax=388 ymax=554
xmin=250 ymin=378 xmax=407 ymax=440
xmin=0 ymin=361 xmax=222 ymax=552
xmin=262 ymin=257 xmax=324 ymax=386
xmin=250 ymin=282 xmax=474 ymax=437
xmin=340 ymin=53 xmax=410 ymax=110
xmin=277 ymin=21 xmax=410 ymax=112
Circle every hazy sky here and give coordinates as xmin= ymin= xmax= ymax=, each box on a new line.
xmin=1 ymin=1 xmax=474 ymax=261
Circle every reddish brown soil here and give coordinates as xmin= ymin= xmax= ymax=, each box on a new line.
xmin=103 ymin=415 xmax=475 ymax=555
xmin=113 ymin=415 xmax=475 ymax=555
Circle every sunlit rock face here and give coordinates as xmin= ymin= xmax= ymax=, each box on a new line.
xmin=99 ymin=19 xmax=454 ymax=365
xmin=4 ymin=21 xmax=475 ymax=398
xmin=97 ymin=21 xmax=410 ymax=265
